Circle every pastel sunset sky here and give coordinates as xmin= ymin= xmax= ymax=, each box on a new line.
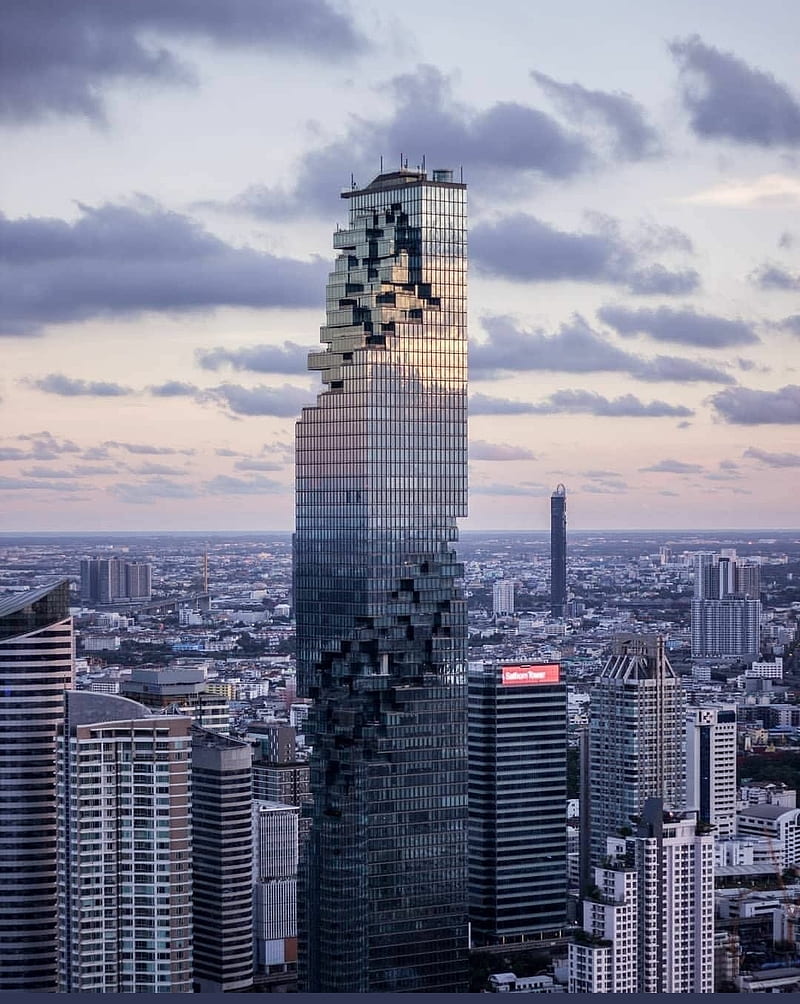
xmin=2 ymin=0 xmax=799 ymax=532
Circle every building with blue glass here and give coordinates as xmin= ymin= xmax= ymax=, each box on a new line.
xmin=294 ymin=167 xmax=469 ymax=992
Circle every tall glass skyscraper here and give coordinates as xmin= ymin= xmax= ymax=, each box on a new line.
xmin=0 ymin=580 xmax=73 ymax=991
xmin=295 ymin=167 xmax=468 ymax=992
xmin=550 ymin=484 xmax=567 ymax=618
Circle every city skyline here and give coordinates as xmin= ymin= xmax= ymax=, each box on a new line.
xmin=2 ymin=1 xmax=800 ymax=532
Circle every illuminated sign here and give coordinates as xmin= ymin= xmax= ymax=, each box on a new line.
xmin=501 ymin=663 xmax=560 ymax=686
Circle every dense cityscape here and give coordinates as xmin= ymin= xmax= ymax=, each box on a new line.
xmin=3 ymin=5 xmax=800 ymax=994
xmin=2 ymin=513 xmax=800 ymax=993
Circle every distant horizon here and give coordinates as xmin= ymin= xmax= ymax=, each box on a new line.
xmin=1 ymin=527 xmax=798 ymax=538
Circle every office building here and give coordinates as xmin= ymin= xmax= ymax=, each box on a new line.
xmin=80 ymin=557 xmax=152 ymax=603
xmin=550 ymin=484 xmax=567 ymax=618
xmin=253 ymin=800 xmax=300 ymax=980
xmin=570 ymin=801 xmax=715 ymax=994
xmin=686 ymin=706 xmax=737 ymax=837
xmin=0 ymin=580 xmax=73 ymax=992
xmin=468 ymin=661 xmax=567 ymax=945
xmin=582 ymin=635 xmax=684 ymax=876
xmin=692 ymin=551 xmax=761 ymax=659
xmin=191 ymin=727 xmax=253 ymax=993
xmin=295 ymin=168 xmax=469 ymax=992
xmin=121 ymin=665 xmax=230 ymax=733
xmin=57 ymin=692 xmax=193 ymax=993
xmin=492 ymin=579 xmax=515 ymax=617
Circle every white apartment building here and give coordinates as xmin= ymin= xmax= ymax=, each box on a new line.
xmin=746 ymin=657 xmax=784 ymax=680
xmin=685 ymin=706 xmax=738 ymax=837
xmin=57 ymin=692 xmax=193 ymax=993
xmin=570 ymin=802 xmax=714 ymax=994
xmin=492 ymin=579 xmax=515 ymax=617
xmin=736 ymin=805 xmax=800 ymax=869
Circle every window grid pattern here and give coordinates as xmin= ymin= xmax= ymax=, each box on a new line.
xmin=295 ymin=171 xmax=469 ymax=993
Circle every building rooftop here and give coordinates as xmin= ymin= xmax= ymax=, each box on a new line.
xmin=739 ymin=803 xmax=799 ymax=821
xmin=0 ymin=579 xmax=69 ymax=619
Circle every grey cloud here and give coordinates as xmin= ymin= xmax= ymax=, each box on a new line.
xmin=471 ymin=315 xmax=733 ymax=385
xmin=598 ymin=304 xmax=758 ymax=348
xmin=581 ymin=469 xmax=621 ymax=478
xmin=0 ymin=475 xmax=82 ymax=492
xmin=148 ymin=381 xmax=198 ymax=397
xmin=470 ymin=387 xmax=692 ymax=418
xmin=582 ymin=482 xmax=629 ymax=494
xmin=471 ymin=213 xmax=699 ymax=295
xmin=779 ymin=232 xmax=794 ymax=249
xmin=225 ymin=65 xmax=591 ymax=221
xmin=215 ymin=448 xmax=244 ymax=458
xmin=751 ymin=264 xmax=800 ymax=290
xmin=533 ymin=390 xmax=693 ymax=418
xmin=20 ymin=466 xmax=79 ymax=479
xmin=233 ymin=458 xmax=286 ymax=472
xmin=470 ymin=393 xmax=539 ymax=416
xmin=777 ymin=315 xmax=800 ymax=335
xmin=28 ymin=373 xmax=133 ymax=397
xmin=104 ymin=441 xmax=195 ymax=456
xmin=641 ymin=459 xmax=705 ymax=474
xmin=203 ymin=383 xmax=313 ymax=418
xmin=531 ymin=71 xmax=661 ymax=160
xmin=624 ymin=265 xmax=699 ymax=296
xmin=197 ymin=342 xmax=311 ymax=375
xmin=205 ymin=474 xmax=285 ymax=495
xmin=472 ymin=482 xmax=550 ymax=497
xmin=72 ymin=465 xmax=118 ymax=476
xmin=0 ymin=201 xmax=330 ymax=335
xmin=130 ymin=462 xmax=189 ymax=476
xmin=743 ymin=447 xmax=800 ymax=467
xmin=1 ymin=0 xmax=364 ymax=124
xmin=469 ymin=440 xmax=537 ymax=461
xmin=109 ymin=477 xmax=198 ymax=504
xmin=659 ymin=490 xmax=680 ymax=497
xmin=711 ymin=385 xmax=800 ymax=424
xmin=719 ymin=460 xmax=739 ymax=471
xmin=0 ymin=431 xmax=82 ymax=461
xmin=670 ymin=35 xmax=800 ymax=147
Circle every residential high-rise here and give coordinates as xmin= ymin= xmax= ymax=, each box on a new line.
xmin=570 ymin=801 xmax=714 ymax=994
xmin=57 ymin=691 xmax=193 ymax=994
xmin=191 ymin=726 xmax=253 ymax=993
xmin=582 ymin=634 xmax=684 ymax=877
xmin=468 ymin=661 xmax=567 ymax=946
xmin=692 ymin=551 xmax=761 ymax=659
xmin=80 ymin=557 xmax=152 ymax=603
xmin=686 ymin=706 xmax=738 ymax=837
xmin=492 ymin=579 xmax=515 ymax=617
xmin=550 ymin=484 xmax=567 ymax=618
xmin=0 ymin=580 xmax=73 ymax=991
xmin=253 ymin=800 xmax=300 ymax=983
xmin=294 ymin=167 xmax=469 ymax=992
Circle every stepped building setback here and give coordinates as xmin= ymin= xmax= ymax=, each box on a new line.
xmin=295 ymin=167 xmax=469 ymax=992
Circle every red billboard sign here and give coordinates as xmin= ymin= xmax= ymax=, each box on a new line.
xmin=501 ymin=663 xmax=560 ymax=686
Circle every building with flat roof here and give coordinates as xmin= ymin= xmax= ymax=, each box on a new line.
xmin=468 ymin=660 xmax=567 ymax=945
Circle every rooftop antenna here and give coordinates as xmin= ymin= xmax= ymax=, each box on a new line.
xmin=460 ymin=165 xmax=464 ymax=183
xmin=380 ymin=155 xmax=384 ymax=172
xmin=421 ymin=154 xmax=426 ymax=173
xmin=350 ymin=172 xmax=356 ymax=190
